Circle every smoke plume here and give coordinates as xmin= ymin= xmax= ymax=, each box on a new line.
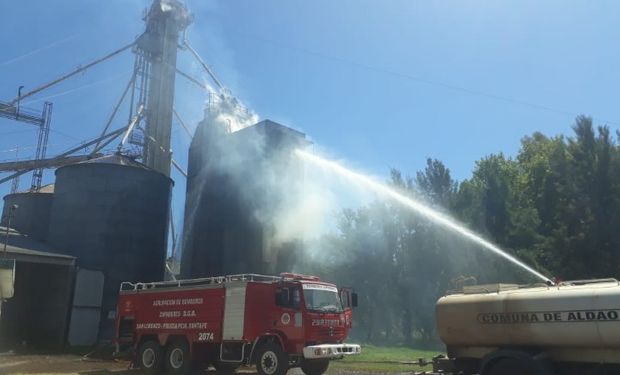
xmin=203 ymin=89 xmax=258 ymax=132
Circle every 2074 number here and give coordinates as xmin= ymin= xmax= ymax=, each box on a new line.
xmin=198 ymin=332 xmax=214 ymax=341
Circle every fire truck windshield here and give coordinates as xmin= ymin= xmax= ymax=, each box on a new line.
xmin=302 ymin=284 xmax=343 ymax=313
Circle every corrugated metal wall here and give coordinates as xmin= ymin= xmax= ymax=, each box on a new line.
xmin=1 ymin=191 xmax=53 ymax=242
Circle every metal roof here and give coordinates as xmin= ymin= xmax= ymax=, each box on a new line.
xmin=233 ymin=119 xmax=306 ymax=138
xmin=8 ymin=183 xmax=55 ymax=195
xmin=0 ymin=226 xmax=75 ymax=266
xmin=78 ymin=153 xmax=149 ymax=169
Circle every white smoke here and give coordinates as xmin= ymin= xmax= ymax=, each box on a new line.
xmin=203 ymin=87 xmax=258 ymax=133
xmin=198 ymin=89 xmax=373 ymax=246
xmin=183 ymin=84 xmax=372 ymax=274
xmin=269 ymin=152 xmax=375 ymax=247
xmin=271 ymin=187 xmax=334 ymax=245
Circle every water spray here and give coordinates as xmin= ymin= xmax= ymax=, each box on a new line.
xmin=295 ymin=148 xmax=553 ymax=284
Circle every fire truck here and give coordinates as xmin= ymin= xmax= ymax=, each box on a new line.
xmin=115 ymin=273 xmax=360 ymax=375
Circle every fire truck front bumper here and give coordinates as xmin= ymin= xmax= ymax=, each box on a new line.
xmin=303 ymin=344 xmax=362 ymax=359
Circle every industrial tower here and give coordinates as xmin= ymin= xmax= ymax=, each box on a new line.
xmin=133 ymin=0 xmax=192 ymax=176
xmin=0 ymin=0 xmax=194 ymax=185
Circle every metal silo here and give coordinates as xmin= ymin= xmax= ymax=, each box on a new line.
xmin=1 ymin=185 xmax=54 ymax=242
xmin=47 ymin=155 xmax=172 ymax=340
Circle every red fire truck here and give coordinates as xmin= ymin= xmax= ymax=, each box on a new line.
xmin=115 ymin=273 xmax=360 ymax=375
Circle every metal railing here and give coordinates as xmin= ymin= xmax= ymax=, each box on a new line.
xmin=559 ymin=278 xmax=619 ymax=286
xmin=119 ymin=273 xmax=283 ymax=292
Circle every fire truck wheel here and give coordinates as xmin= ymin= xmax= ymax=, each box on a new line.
xmin=137 ymin=340 xmax=164 ymax=373
xmin=301 ymin=359 xmax=330 ymax=375
xmin=165 ymin=339 xmax=192 ymax=375
xmin=256 ymin=342 xmax=288 ymax=375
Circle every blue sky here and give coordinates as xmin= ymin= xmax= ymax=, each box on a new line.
xmin=1 ymin=0 xmax=619 ymax=245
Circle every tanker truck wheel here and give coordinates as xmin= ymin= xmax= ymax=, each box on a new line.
xmin=137 ymin=340 xmax=163 ymax=373
xmin=301 ymin=359 xmax=330 ymax=375
xmin=487 ymin=358 xmax=526 ymax=375
xmin=165 ymin=339 xmax=192 ymax=375
xmin=486 ymin=357 xmax=553 ymax=375
xmin=256 ymin=342 xmax=289 ymax=375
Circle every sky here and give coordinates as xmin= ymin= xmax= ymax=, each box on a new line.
xmin=1 ymin=0 xmax=619 ymax=249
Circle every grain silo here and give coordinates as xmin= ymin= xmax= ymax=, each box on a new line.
xmin=181 ymin=119 xmax=308 ymax=279
xmin=46 ymin=154 xmax=172 ymax=339
xmin=1 ymin=184 xmax=54 ymax=242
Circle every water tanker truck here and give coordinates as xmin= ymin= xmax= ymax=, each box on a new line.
xmin=427 ymin=278 xmax=620 ymax=375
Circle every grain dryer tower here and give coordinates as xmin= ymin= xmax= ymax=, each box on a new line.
xmin=181 ymin=119 xmax=309 ymax=278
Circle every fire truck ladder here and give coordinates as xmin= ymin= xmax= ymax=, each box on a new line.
xmin=119 ymin=273 xmax=283 ymax=292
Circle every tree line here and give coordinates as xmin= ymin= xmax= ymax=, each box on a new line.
xmin=301 ymin=116 xmax=620 ymax=347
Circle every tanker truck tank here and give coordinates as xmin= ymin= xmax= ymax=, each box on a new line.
xmin=433 ymin=278 xmax=620 ymax=374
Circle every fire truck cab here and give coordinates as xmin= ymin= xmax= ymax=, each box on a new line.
xmin=115 ymin=273 xmax=360 ymax=375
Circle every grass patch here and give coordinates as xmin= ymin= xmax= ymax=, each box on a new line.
xmin=330 ymin=344 xmax=443 ymax=372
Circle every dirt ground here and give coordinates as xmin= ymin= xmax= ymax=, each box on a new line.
xmin=0 ymin=354 xmax=372 ymax=375
xmin=0 ymin=353 xmax=131 ymax=375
